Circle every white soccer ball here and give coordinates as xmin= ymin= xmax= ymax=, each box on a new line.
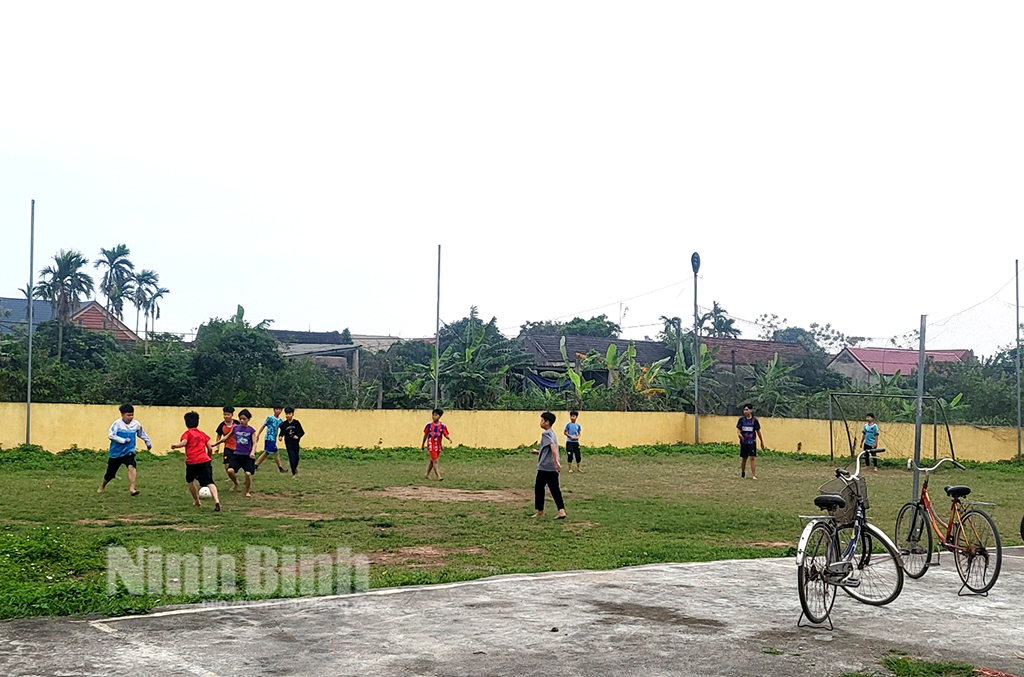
xmin=198 ymin=486 xmax=213 ymax=499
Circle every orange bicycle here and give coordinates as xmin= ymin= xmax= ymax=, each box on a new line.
xmin=894 ymin=458 xmax=1002 ymax=594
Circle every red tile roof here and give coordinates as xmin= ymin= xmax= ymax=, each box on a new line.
xmin=71 ymin=301 xmax=139 ymax=342
xmin=835 ymin=347 xmax=972 ymax=377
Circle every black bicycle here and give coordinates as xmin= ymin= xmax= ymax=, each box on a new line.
xmin=797 ymin=448 xmax=904 ymax=626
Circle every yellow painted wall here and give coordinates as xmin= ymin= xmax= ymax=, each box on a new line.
xmin=0 ymin=403 xmax=689 ymax=453
xmin=0 ymin=402 xmax=1017 ymax=463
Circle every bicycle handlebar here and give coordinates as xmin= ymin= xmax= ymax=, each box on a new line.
xmin=838 ymin=447 xmax=886 ymax=481
xmin=906 ymin=457 xmax=964 ymax=473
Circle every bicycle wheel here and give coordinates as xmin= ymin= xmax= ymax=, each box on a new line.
xmin=894 ymin=502 xmax=931 ymax=579
xmin=840 ymin=523 xmax=904 ymax=606
xmin=798 ymin=521 xmax=837 ymax=624
xmin=951 ymin=509 xmax=1002 ymax=594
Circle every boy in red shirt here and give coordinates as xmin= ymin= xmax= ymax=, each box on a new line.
xmin=421 ymin=408 xmax=452 ymax=481
xmin=171 ymin=411 xmax=221 ymax=511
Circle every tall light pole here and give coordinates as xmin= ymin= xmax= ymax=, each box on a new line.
xmin=1016 ymin=260 xmax=1021 ymax=464
xmin=434 ymin=245 xmax=441 ymax=410
xmin=26 ymin=200 xmax=36 ymax=445
xmin=692 ymin=252 xmax=701 ymax=445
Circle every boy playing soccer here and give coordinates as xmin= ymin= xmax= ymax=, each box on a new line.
xmin=170 ymin=411 xmax=221 ymax=511
xmin=279 ymin=407 xmax=305 ymax=477
xmin=99 ymin=403 xmax=152 ymax=496
xmin=212 ymin=409 xmax=257 ymax=497
xmin=214 ymin=406 xmax=239 ymax=485
xmin=860 ymin=413 xmax=881 ymax=473
xmin=564 ymin=410 xmax=582 ymax=473
xmin=421 ymin=408 xmax=451 ymax=481
xmin=737 ymin=404 xmax=764 ymax=480
xmin=532 ymin=412 xmax=566 ymax=519
xmin=255 ymin=406 xmax=286 ymax=473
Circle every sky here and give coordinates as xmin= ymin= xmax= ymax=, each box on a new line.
xmin=2 ymin=2 xmax=1022 ymax=356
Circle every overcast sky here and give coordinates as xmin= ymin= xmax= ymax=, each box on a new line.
xmin=2 ymin=2 xmax=1021 ymax=356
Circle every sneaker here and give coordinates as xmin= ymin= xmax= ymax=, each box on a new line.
xmin=741 ymin=471 xmax=745 ymax=478
xmin=278 ymin=466 xmax=286 ymax=473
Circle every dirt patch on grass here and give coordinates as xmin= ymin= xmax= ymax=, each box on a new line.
xmin=742 ymin=541 xmax=794 ymax=549
xmin=140 ymin=524 xmax=216 ymax=532
xmin=75 ymin=515 xmax=163 ymax=526
xmin=370 ymin=545 xmax=490 ymax=568
xmin=369 ymin=486 xmax=531 ymax=503
xmin=247 ymin=508 xmax=333 ymax=520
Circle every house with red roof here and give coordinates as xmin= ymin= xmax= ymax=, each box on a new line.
xmin=827 ymin=346 xmax=973 ymax=384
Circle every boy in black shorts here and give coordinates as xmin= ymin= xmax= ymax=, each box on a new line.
xmin=737 ymin=404 xmax=764 ymax=480
xmin=212 ymin=409 xmax=257 ymax=497
xmin=171 ymin=411 xmax=221 ymax=511
xmin=214 ymin=406 xmax=239 ymax=486
xmin=564 ymin=410 xmax=582 ymax=473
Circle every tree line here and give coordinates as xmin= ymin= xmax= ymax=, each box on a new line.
xmin=0 ymin=291 xmax=1018 ymax=425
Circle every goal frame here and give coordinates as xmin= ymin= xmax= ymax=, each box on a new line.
xmin=827 ymin=392 xmax=955 ymax=462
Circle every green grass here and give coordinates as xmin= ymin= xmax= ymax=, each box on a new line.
xmin=1 ymin=443 xmax=1021 ymax=619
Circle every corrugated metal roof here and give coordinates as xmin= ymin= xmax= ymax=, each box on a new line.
xmin=701 ymin=337 xmax=808 ymax=366
xmin=521 ymin=334 xmax=674 ymax=368
xmin=0 ymin=297 xmax=54 ymax=334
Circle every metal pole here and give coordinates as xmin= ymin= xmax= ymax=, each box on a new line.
xmin=912 ymin=315 xmax=927 ymax=501
xmin=828 ymin=393 xmax=834 ymax=461
xmin=693 ymin=272 xmax=699 ymax=444
xmin=26 ymin=200 xmax=35 ymax=445
xmin=1016 ymin=259 xmax=1021 ymax=464
xmin=434 ymin=245 xmax=440 ymax=410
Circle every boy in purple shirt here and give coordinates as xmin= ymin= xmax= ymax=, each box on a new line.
xmin=737 ymin=404 xmax=765 ymax=480
xmin=212 ymin=408 xmax=257 ymax=497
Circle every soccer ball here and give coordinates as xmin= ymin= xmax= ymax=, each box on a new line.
xmin=198 ymin=486 xmax=212 ymax=499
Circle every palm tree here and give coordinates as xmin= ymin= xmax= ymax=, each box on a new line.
xmin=701 ymin=301 xmax=741 ymax=339
xmin=144 ymin=286 xmax=169 ymax=354
xmin=35 ymin=249 xmax=95 ymax=361
xmin=131 ymin=269 xmax=158 ymax=341
xmin=94 ymin=245 xmax=135 ymax=327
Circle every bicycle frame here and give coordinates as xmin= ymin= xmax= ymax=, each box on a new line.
xmin=910 ymin=458 xmax=986 ymax=557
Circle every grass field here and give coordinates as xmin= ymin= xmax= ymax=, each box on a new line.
xmin=1 ymin=443 xmax=1022 ymax=620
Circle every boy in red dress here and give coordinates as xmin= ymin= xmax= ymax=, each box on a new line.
xmin=421 ymin=408 xmax=452 ymax=481
xmin=171 ymin=411 xmax=221 ymax=511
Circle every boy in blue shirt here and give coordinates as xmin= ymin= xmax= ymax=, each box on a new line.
xmin=564 ymin=410 xmax=582 ymax=473
xmin=860 ymin=413 xmax=881 ymax=473
xmin=255 ymin=406 xmax=286 ymax=473
xmin=98 ymin=403 xmax=152 ymax=496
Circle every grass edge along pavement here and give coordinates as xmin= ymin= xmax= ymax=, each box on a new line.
xmin=1 ymin=442 xmax=1022 ymax=620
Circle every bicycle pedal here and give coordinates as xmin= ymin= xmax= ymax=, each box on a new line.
xmin=842 ymin=578 xmax=861 ymax=588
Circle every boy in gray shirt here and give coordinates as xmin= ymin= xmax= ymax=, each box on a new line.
xmin=531 ymin=411 xmax=566 ymax=519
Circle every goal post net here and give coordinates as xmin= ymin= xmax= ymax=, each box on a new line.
xmin=828 ymin=392 xmax=955 ymax=463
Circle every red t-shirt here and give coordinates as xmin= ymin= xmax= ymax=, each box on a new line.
xmin=181 ymin=428 xmax=212 ymax=465
xmin=424 ymin=422 xmax=448 ymax=453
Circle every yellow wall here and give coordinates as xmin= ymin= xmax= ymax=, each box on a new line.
xmin=0 ymin=403 xmax=689 ymax=453
xmin=0 ymin=402 xmax=1017 ymax=463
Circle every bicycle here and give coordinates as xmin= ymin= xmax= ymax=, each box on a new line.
xmin=894 ymin=458 xmax=1002 ymax=595
xmin=797 ymin=447 xmax=904 ymax=626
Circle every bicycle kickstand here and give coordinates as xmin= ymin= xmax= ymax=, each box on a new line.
xmin=797 ymin=611 xmax=834 ymax=631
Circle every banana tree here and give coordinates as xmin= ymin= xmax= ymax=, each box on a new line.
xmin=559 ymin=336 xmax=596 ymax=407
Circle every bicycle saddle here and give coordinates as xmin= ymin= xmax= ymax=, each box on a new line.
xmin=814 ymin=494 xmax=846 ymax=510
xmin=944 ymin=485 xmax=971 ymax=498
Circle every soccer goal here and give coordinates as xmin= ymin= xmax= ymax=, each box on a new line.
xmin=828 ymin=392 xmax=955 ymax=462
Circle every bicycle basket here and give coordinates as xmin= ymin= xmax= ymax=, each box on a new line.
xmin=817 ymin=476 xmax=867 ymax=526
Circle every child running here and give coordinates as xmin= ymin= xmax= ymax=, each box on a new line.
xmin=255 ymin=406 xmax=286 ymax=473
xmin=170 ymin=411 xmax=221 ymax=511
xmin=279 ymin=407 xmax=305 ymax=477
xmin=99 ymin=403 xmax=152 ymax=496
xmin=531 ymin=411 xmax=566 ymax=519
xmin=421 ymin=408 xmax=451 ymax=481
xmin=564 ymin=410 xmax=582 ymax=473
xmin=214 ymin=406 xmax=239 ymax=485
xmin=212 ymin=409 xmax=257 ymax=497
